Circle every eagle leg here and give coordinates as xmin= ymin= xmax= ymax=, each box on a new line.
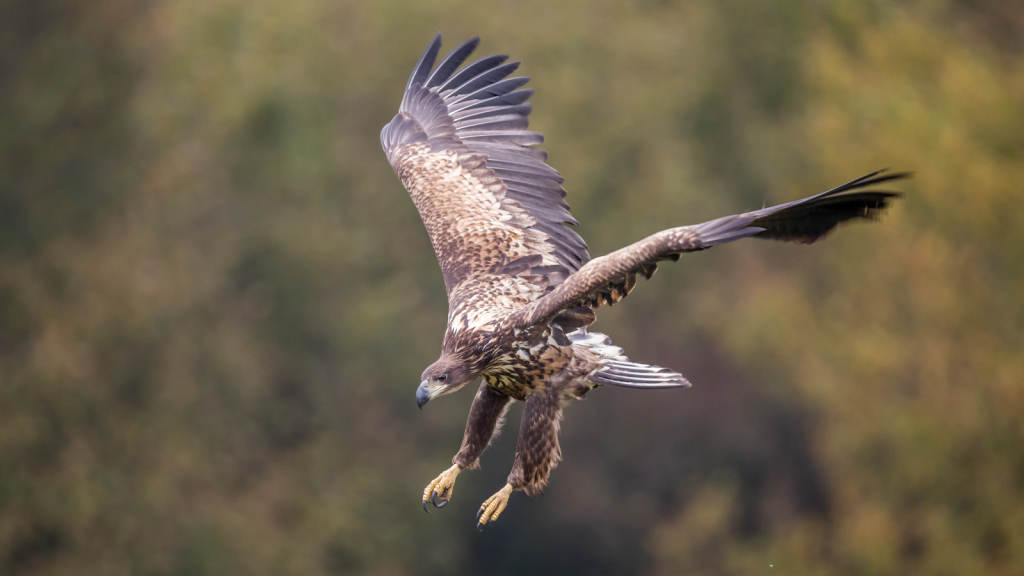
xmin=423 ymin=383 xmax=511 ymax=513
xmin=453 ymin=382 xmax=513 ymax=470
xmin=508 ymin=388 xmax=564 ymax=495
xmin=478 ymin=388 xmax=564 ymax=528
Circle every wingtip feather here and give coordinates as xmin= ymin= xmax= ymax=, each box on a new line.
xmin=425 ymin=36 xmax=481 ymax=88
xmin=406 ymin=33 xmax=443 ymax=92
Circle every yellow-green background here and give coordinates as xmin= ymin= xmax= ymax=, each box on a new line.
xmin=2 ymin=0 xmax=1022 ymax=574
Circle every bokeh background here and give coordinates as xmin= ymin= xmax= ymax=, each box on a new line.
xmin=2 ymin=0 xmax=1023 ymax=574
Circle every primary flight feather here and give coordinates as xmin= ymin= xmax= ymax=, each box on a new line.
xmin=381 ymin=34 xmax=904 ymax=528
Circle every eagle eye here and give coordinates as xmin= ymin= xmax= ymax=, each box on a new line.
xmin=438 ymin=374 xmax=448 ymax=382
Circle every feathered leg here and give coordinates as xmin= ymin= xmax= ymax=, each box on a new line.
xmin=477 ymin=388 xmax=564 ymax=527
xmin=423 ymin=382 xmax=510 ymax=511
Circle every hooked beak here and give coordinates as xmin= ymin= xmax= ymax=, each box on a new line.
xmin=416 ymin=380 xmax=433 ymax=409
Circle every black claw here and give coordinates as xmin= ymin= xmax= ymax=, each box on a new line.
xmin=430 ymin=490 xmax=439 ymax=508
xmin=422 ymin=499 xmax=430 ymax=514
xmin=477 ymin=521 xmax=484 ymax=531
xmin=435 ymin=499 xmax=448 ymax=508
xmin=476 ymin=507 xmax=484 ymax=520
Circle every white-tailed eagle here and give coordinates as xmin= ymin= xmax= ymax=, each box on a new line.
xmin=381 ymin=35 xmax=904 ymax=528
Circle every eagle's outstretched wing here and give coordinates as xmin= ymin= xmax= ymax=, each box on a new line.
xmin=381 ymin=35 xmax=588 ymax=304
xmin=511 ymin=171 xmax=906 ymax=328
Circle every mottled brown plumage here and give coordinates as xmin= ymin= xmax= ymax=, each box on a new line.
xmin=382 ymin=35 xmax=905 ymax=527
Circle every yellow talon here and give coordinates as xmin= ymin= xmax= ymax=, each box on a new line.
xmin=477 ymin=483 xmax=515 ymax=527
xmin=422 ymin=464 xmax=461 ymax=511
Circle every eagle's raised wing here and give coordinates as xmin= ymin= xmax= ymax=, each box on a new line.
xmin=381 ymin=35 xmax=588 ymax=305
xmin=511 ymin=171 xmax=906 ymax=328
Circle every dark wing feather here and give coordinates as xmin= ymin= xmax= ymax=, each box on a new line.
xmin=425 ymin=36 xmax=480 ymax=88
xmin=438 ymin=55 xmax=509 ymax=92
xmin=512 ymin=171 xmax=907 ymax=328
xmin=404 ymin=34 xmax=442 ymax=99
xmin=445 ymin=63 xmax=523 ymax=101
xmin=450 ymin=89 xmax=535 ymax=113
xmin=381 ymin=36 xmax=589 ymax=301
xmin=451 ymin=103 xmax=534 ymax=122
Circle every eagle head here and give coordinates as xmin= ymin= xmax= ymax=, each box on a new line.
xmin=417 ymin=353 xmax=477 ymax=409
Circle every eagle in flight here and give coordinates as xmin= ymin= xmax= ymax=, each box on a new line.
xmin=381 ymin=34 xmax=904 ymax=529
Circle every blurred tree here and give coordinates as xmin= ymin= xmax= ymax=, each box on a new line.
xmin=0 ymin=0 xmax=1020 ymax=575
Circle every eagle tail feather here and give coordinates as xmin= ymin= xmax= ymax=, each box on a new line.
xmin=590 ymin=362 xmax=692 ymax=389
xmin=569 ymin=330 xmax=691 ymax=389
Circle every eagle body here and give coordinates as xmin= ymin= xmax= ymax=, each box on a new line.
xmin=381 ymin=35 xmax=905 ymax=527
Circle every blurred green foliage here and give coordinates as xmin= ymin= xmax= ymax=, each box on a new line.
xmin=1 ymin=0 xmax=1022 ymax=574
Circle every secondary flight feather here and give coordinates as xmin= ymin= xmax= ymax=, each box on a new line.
xmin=381 ymin=34 xmax=905 ymax=528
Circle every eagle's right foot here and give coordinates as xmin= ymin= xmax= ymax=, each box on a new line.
xmin=422 ymin=464 xmax=461 ymax=512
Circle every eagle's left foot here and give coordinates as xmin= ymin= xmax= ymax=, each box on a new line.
xmin=476 ymin=483 xmax=515 ymax=529
xmin=422 ymin=464 xmax=461 ymax=512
